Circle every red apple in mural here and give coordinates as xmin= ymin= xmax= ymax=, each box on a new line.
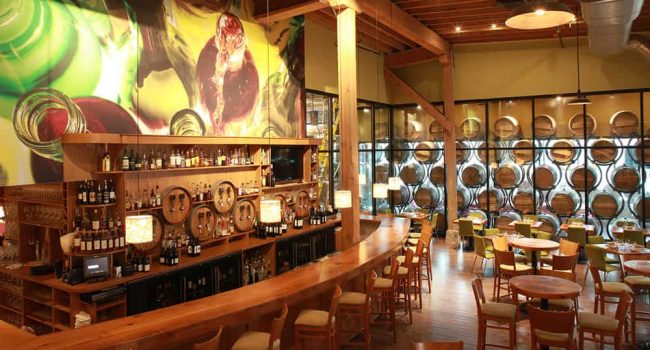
xmin=197 ymin=13 xmax=259 ymax=133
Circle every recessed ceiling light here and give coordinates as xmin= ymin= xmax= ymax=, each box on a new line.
xmin=555 ymin=96 xmax=562 ymax=102
xmin=416 ymin=105 xmax=422 ymax=110
xmin=455 ymin=25 xmax=462 ymax=32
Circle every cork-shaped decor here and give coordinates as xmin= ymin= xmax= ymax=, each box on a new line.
xmin=569 ymin=166 xmax=598 ymax=191
xmin=611 ymin=167 xmax=640 ymax=192
xmin=187 ymin=205 xmax=216 ymax=241
xmin=550 ymin=192 xmax=579 ymax=216
xmin=134 ymin=214 xmax=163 ymax=254
xmin=162 ymin=186 xmax=192 ymax=224
xmin=533 ymin=165 xmax=559 ymax=190
xmin=549 ymin=140 xmax=577 ymax=164
xmin=512 ymin=140 xmax=534 ymax=164
xmin=493 ymin=116 xmax=520 ymax=140
xmin=399 ymin=163 xmax=425 ymax=185
xmin=459 ymin=117 xmax=483 ymax=140
xmin=589 ymin=139 xmax=617 ymax=164
xmin=429 ymin=166 xmax=445 ymax=186
xmin=461 ymin=164 xmax=487 ymax=188
xmin=232 ymin=199 xmax=256 ymax=232
xmin=534 ymin=114 xmax=556 ymax=139
xmin=591 ymin=193 xmax=620 ymax=219
xmin=414 ymin=186 xmax=440 ymax=209
xmin=390 ymin=185 xmax=411 ymax=206
xmin=568 ymin=113 xmax=596 ymax=138
xmin=610 ymin=110 xmax=639 ymax=137
xmin=213 ymin=180 xmax=236 ymax=214
xmin=294 ymin=190 xmax=311 ymax=218
xmin=414 ymin=141 xmax=440 ymax=164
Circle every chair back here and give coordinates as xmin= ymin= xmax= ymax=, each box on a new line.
xmin=484 ymin=228 xmax=500 ymax=237
xmin=534 ymin=231 xmax=553 ymax=240
xmin=268 ymin=303 xmax=289 ymax=350
xmin=585 ymin=245 xmax=607 ymax=271
xmin=411 ymin=341 xmax=464 ymax=350
xmin=494 ymin=249 xmax=516 ymax=269
xmin=515 ymin=222 xmax=531 ymax=238
xmin=623 ymin=229 xmax=644 ymax=246
xmin=364 ymin=270 xmax=378 ymax=305
xmin=403 ymin=248 xmax=416 ymax=275
xmin=614 ymin=291 xmax=633 ymax=334
xmin=588 ymin=263 xmax=604 ymax=292
xmin=193 ymin=325 xmax=223 ymax=350
xmin=429 ymin=212 xmax=439 ymax=231
xmin=387 ymin=259 xmax=401 ymax=281
xmin=471 ymin=277 xmax=486 ymax=311
xmin=551 ymin=254 xmax=579 ymax=273
xmin=491 ymin=236 xmax=508 ymax=252
xmin=474 ymin=235 xmax=487 ymax=259
xmin=539 ymin=268 xmax=575 ymax=281
xmin=528 ymin=307 xmax=575 ymax=347
xmin=420 ymin=221 xmax=434 ymax=237
xmin=421 ymin=229 xmax=433 ymax=250
xmin=566 ymin=226 xmax=587 ymax=245
xmin=458 ymin=219 xmax=474 ymax=237
xmin=414 ymin=240 xmax=426 ymax=261
xmin=558 ymin=239 xmax=580 ymax=256
xmin=327 ymin=285 xmax=343 ymax=329
xmin=523 ymin=214 xmax=539 ymax=222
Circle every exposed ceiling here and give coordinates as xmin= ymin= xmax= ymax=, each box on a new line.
xmin=306 ymin=0 xmax=650 ymax=54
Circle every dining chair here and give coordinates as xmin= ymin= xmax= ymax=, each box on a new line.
xmin=491 ymin=235 xmax=508 ymax=252
xmin=622 ymin=254 xmax=650 ymax=348
xmin=410 ymin=341 xmax=463 ymax=350
xmin=468 ymin=212 xmax=486 ymax=231
xmin=566 ymin=226 xmax=587 ymax=247
xmin=523 ymin=214 xmax=539 ymax=222
xmin=588 ymin=264 xmax=633 ymax=316
xmin=528 ymin=307 xmax=576 ymax=349
xmin=371 ymin=259 xmax=399 ymax=342
xmin=585 ymin=245 xmax=621 ymax=283
xmin=514 ymin=222 xmax=532 ymax=238
xmin=535 ymin=268 xmax=580 ymax=311
xmin=578 ymin=291 xmax=632 ymax=350
xmin=541 ymin=239 xmax=580 ymax=266
xmin=233 ymin=304 xmax=288 ymax=350
xmin=193 ymin=325 xmax=223 ymax=350
xmin=484 ymin=228 xmax=500 ymax=236
xmin=458 ymin=218 xmax=475 ymax=250
xmin=566 ymin=217 xmax=585 ymax=225
xmin=473 ymin=234 xmax=494 ymax=275
xmin=541 ymin=254 xmax=579 ymax=275
xmin=294 ymin=286 xmax=341 ymax=350
xmin=406 ymin=229 xmax=434 ymax=294
xmin=622 ymin=229 xmax=645 ymax=246
xmin=472 ymin=277 xmax=518 ymax=350
xmin=337 ymin=271 xmax=377 ymax=350
xmin=493 ymin=250 xmax=533 ymax=301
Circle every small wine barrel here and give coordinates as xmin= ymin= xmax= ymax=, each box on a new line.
xmin=589 ymin=139 xmax=618 ymax=165
xmin=457 ymin=187 xmax=471 ymax=210
xmin=512 ymin=189 xmax=538 ymax=214
xmin=538 ymin=213 xmax=561 ymax=234
xmin=429 ymin=120 xmax=444 ymax=141
xmin=404 ymin=120 xmax=424 ymax=141
xmin=549 ymin=190 xmax=579 ymax=216
xmin=591 ymin=192 xmax=621 ymax=219
xmin=414 ymin=186 xmax=440 ymax=208
xmin=610 ymin=166 xmax=640 ymax=193
xmin=512 ymin=140 xmax=534 ymax=164
xmin=494 ymin=164 xmax=523 ymax=189
xmin=610 ymin=110 xmax=639 ymax=137
xmin=414 ymin=141 xmax=441 ymax=164
xmin=375 ymin=163 xmax=390 ymax=183
xmin=632 ymin=195 xmax=650 ymax=219
xmin=274 ymin=194 xmax=288 ymax=213
xmin=493 ymin=116 xmax=520 ymax=140
xmin=460 ymin=163 xmax=487 ymax=188
xmin=390 ymin=185 xmax=410 ymax=206
xmin=477 ymin=142 xmax=504 ymax=163
xmin=478 ymin=188 xmax=506 ymax=212
xmin=532 ymin=165 xmax=559 ymax=190
xmin=294 ymin=190 xmax=311 ymax=218
xmin=213 ymin=180 xmax=236 ymax=214
xmin=549 ymin=139 xmax=577 ymax=164
xmin=187 ymin=205 xmax=217 ymax=241
xmin=429 ymin=166 xmax=445 ymax=186
xmin=568 ymin=113 xmax=596 ymax=138
xmin=496 ymin=211 xmax=522 ymax=232
xmin=569 ymin=165 xmax=599 ymax=191
xmin=459 ymin=117 xmax=483 ymax=140
xmin=456 ymin=142 xmax=471 ymax=164
xmin=534 ymin=114 xmax=557 ymax=139
xmin=391 ymin=142 xmax=410 ymax=164
xmin=399 ymin=162 xmax=426 ymax=185
xmin=232 ymin=199 xmax=256 ymax=232
xmin=162 ymin=186 xmax=192 ymax=224
xmin=633 ymin=139 xmax=650 ymax=164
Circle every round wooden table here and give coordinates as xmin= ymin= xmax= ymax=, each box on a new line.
xmin=510 ymin=238 xmax=559 ymax=274
xmin=509 ymin=275 xmax=581 ymax=309
xmin=624 ymin=260 xmax=650 ymax=277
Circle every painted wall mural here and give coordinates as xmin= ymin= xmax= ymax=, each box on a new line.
xmin=0 ymin=0 xmax=305 ymax=185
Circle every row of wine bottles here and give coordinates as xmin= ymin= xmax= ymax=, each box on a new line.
xmin=118 ymin=146 xmax=257 ymax=172
xmin=77 ymin=180 xmax=117 ymax=205
xmin=73 ymin=228 xmax=126 ymax=253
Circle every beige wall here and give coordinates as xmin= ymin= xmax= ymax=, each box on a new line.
xmin=305 ymin=18 xmax=392 ymax=104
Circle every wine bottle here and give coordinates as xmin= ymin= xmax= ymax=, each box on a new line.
xmin=100 ymin=231 xmax=108 ymax=251
xmin=129 ymin=149 xmax=136 ymax=170
xmin=80 ymin=230 xmax=87 ymax=253
xmin=109 ymin=179 xmax=116 ymax=203
xmin=144 ymin=256 xmax=151 ymax=272
xmin=92 ymin=231 xmax=100 ymax=252
xmin=73 ymin=228 xmax=81 ymax=252
xmin=122 ymin=150 xmax=130 ymax=171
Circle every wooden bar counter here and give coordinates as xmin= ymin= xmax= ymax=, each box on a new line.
xmin=10 ymin=215 xmax=409 ymax=350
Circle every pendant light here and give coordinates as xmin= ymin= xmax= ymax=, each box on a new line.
xmin=505 ymin=1 xmax=575 ymax=30
xmin=566 ymin=22 xmax=592 ymax=106
xmin=387 ymin=177 xmax=403 ymax=191
xmin=334 ymin=190 xmax=352 ymax=209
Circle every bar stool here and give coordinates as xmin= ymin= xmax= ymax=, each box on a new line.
xmin=400 ymin=241 xmax=425 ymax=308
xmin=406 ymin=230 xmax=433 ymax=295
xmin=384 ymin=249 xmax=415 ymax=324
xmin=194 ymin=325 xmax=223 ymax=350
xmin=294 ymin=285 xmax=342 ymax=350
xmin=232 ymin=303 xmax=288 ymax=350
xmin=337 ymin=270 xmax=377 ymax=349
xmin=371 ymin=259 xmax=400 ymax=342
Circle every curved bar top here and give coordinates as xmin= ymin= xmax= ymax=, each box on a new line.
xmin=14 ymin=215 xmax=410 ymax=350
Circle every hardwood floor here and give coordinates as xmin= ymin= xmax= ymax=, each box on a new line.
xmin=361 ymin=240 xmax=649 ymax=350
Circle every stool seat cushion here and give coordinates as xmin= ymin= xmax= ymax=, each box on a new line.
xmin=407 ymin=246 xmax=428 ymax=254
xmin=599 ymin=282 xmax=633 ymax=294
xmin=339 ymin=291 xmax=367 ymax=306
xmin=396 ymin=255 xmax=420 ymax=264
xmin=578 ymin=312 xmax=618 ymax=332
xmin=374 ymin=277 xmax=393 ymax=289
xmin=407 ymin=238 xmax=419 ymax=245
xmin=232 ymin=331 xmax=280 ymax=350
xmin=535 ymin=329 xmax=572 ymax=343
xmin=499 ymin=264 xmax=533 ymax=272
xmin=409 ymin=232 xmax=422 ymax=238
xmin=624 ymin=276 xmax=650 ymax=286
xmin=514 ymin=255 xmax=528 ymax=263
xmin=481 ymin=302 xmax=517 ymax=320
xmin=295 ymin=309 xmax=332 ymax=327
xmin=532 ymin=298 xmax=575 ymax=309
xmin=540 ymin=266 xmax=573 ymax=273
xmin=383 ymin=265 xmax=408 ymax=276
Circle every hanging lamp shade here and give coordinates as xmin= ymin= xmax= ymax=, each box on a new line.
xmin=387 ymin=177 xmax=403 ymax=191
xmin=372 ymin=183 xmax=388 ymax=199
xmin=505 ymin=1 xmax=575 ymax=30
xmin=566 ymin=93 xmax=592 ymax=105
xmin=334 ymin=190 xmax=352 ymax=209
xmin=125 ymin=215 xmax=154 ymax=244
xmin=358 ymin=173 xmax=367 ymax=185
xmin=260 ymin=199 xmax=282 ymax=223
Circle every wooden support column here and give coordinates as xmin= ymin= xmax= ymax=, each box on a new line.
xmin=441 ymin=56 xmax=457 ymax=229
xmin=336 ymin=7 xmax=360 ymax=249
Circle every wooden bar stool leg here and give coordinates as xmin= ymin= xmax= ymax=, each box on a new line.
xmin=509 ymin=320 xmax=517 ymax=350
xmin=390 ymin=289 xmax=397 ymax=342
xmin=406 ymin=275 xmax=412 ymax=324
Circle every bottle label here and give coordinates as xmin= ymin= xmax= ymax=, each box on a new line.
xmin=92 ymin=221 xmax=99 ymax=231
xmin=108 ymin=239 xmax=114 ymax=249
xmin=144 ymin=264 xmax=150 ymax=272
xmin=101 ymin=240 xmax=107 ymax=250
xmin=120 ymin=236 xmax=125 ymax=247
xmin=94 ymin=240 xmax=100 ymax=251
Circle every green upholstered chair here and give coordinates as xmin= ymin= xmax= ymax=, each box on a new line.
xmin=472 ymin=235 xmax=494 ymax=275
xmin=484 ymin=228 xmax=500 ymax=236
xmin=468 ymin=212 xmax=485 ymax=232
xmin=585 ymin=245 xmax=621 ymax=282
xmin=523 ymin=214 xmax=539 ymax=222
xmin=566 ymin=226 xmax=587 ymax=246
xmin=622 ymin=229 xmax=645 ymax=246
xmin=566 ymin=217 xmax=585 ymax=225
xmin=514 ymin=222 xmax=532 ymax=238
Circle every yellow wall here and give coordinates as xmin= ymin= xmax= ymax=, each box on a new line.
xmin=305 ymin=18 xmax=392 ymax=104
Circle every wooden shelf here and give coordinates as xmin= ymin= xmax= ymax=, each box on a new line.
xmin=17 ymin=221 xmax=65 ymax=230
xmin=53 ymin=305 xmax=70 ymax=313
xmin=0 ymin=303 xmax=21 ymax=314
xmin=94 ymin=299 xmax=125 ymax=312
xmin=78 ymin=203 xmax=117 ymax=208
xmin=63 ymin=247 xmax=127 ymax=257
xmin=25 ymin=312 xmax=52 ymax=326
xmin=0 ymin=285 xmax=22 ymax=296
xmin=237 ymin=193 xmax=260 ymax=199
xmin=53 ymin=323 xmax=71 ymax=331
xmin=262 ymin=182 xmax=318 ymax=191
xmin=112 ymin=164 xmax=260 ymax=176
xmin=3 ymin=198 xmax=64 ymax=207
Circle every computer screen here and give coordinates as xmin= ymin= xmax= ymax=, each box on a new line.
xmin=83 ymin=255 xmax=109 ymax=279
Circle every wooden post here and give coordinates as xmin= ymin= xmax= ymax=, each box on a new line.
xmin=441 ymin=56 xmax=457 ymax=230
xmin=336 ymin=7 xmax=360 ymax=249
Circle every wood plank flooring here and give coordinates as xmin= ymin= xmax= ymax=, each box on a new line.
xmin=359 ymin=240 xmax=649 ymax=350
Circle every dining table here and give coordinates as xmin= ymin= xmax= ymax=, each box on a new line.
xmin=509 ymin=275 xmax=581 ymax=309
xmin=398 ymin=211 xmax=430 ymax=223
xmin=510 ymin=238 xmax=559 ymax=274
xmin=623 ymin=260 xmax=650 ymax=277
xmin=594 ymin=243 xmax=650 ymax=257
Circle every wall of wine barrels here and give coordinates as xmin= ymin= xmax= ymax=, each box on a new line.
xmin=390 ymin=185 xmax=411 ymax=207
xmin=457 ymin=187 xmax=471 ymax=210
xmin=399 ymin=162 xmax=426 ymax=185
xmin=456 ymin=141 xmax=470 ymax=163
xmin=610 ymin=111 xmax=639 ymax=137
xmin=632 ymin=195 xmax=650 ymax=220
xmin=549 ymin=140 xmax=577 ymax=164
xmin=493 ymin=116 xmax=520 ymax=140
xmin=512 ymin=188 xmax=538 ymax=214
xmin=511 ymin=140 xmax=534 ymax=164
xmin=478 ymin=188 xmax=506 ymax=212
xmin=459 ymin=117 xmax=483 ymax=140
xmin=610 ymin=166 xmax=640 ymax=193
xmin=534 ymin=114 xmax=556 ymax=139
xmin=633 ymin=139 xmax=650 ymax=163
xmin=549 ymin=189 xmax=580 ymax=216
xmin=414 ymin=186 xmax=440 ymax=209
xmin=496 ymin=211 xmax=521 ymax=231
xmin=569 ymin=165 xmax=599 ymax=192
xmin=568 ymin=113 xmax=596 ymax=138
xmin=414 ymin=141 xmax=441 ymax=164
xmin=429 ymin=166 xmax=445 ymax=187
xmin=477 ymin=142 xmax=504 ymax=163
xmin=460 ymin=163 xmax=487 ymax=188
xmin=591 ymin=192 xmax=621 ymax=219
xmin=531 ymin=164 xmax=560 ymax=190
xmin=589 ymin=139 xmax=618 ymax=164
xmin=494 ymin=163 xmax=523 ymax=189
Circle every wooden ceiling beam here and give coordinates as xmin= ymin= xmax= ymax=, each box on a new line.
xmin=253 ymin=0 xmax=328 ymax=22
xmin=306 ymin=11 xmax=395 ymax=54
xmin=385 ymin=48 xmax=438 ymax=69
xmin=358 ymin=13 xmax=419 ymax=49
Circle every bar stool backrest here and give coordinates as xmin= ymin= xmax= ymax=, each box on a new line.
xmin=364 ymin=270 xmax=378 ymax=306
xmin=387 ymin=259 xmax=400 ymax=281
xmin=558 ymin=239 xmax=580 ymax=256
xmin=429 ymin=212 xmax=439 ymax=231
xmin=529 ymin=307 xmax=576 ymax=345
xmin=327 ymin=285 xmax=343 ymax=330
xmin=471 ymin=277 xmax=486 ymax=312
xmin=268 ymin=303 xmax=289 ymax=350
xmin=193 ymin=325 xmax=223 ymax=350
xmin=588 ymin=263 xmax=604 ymax=291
